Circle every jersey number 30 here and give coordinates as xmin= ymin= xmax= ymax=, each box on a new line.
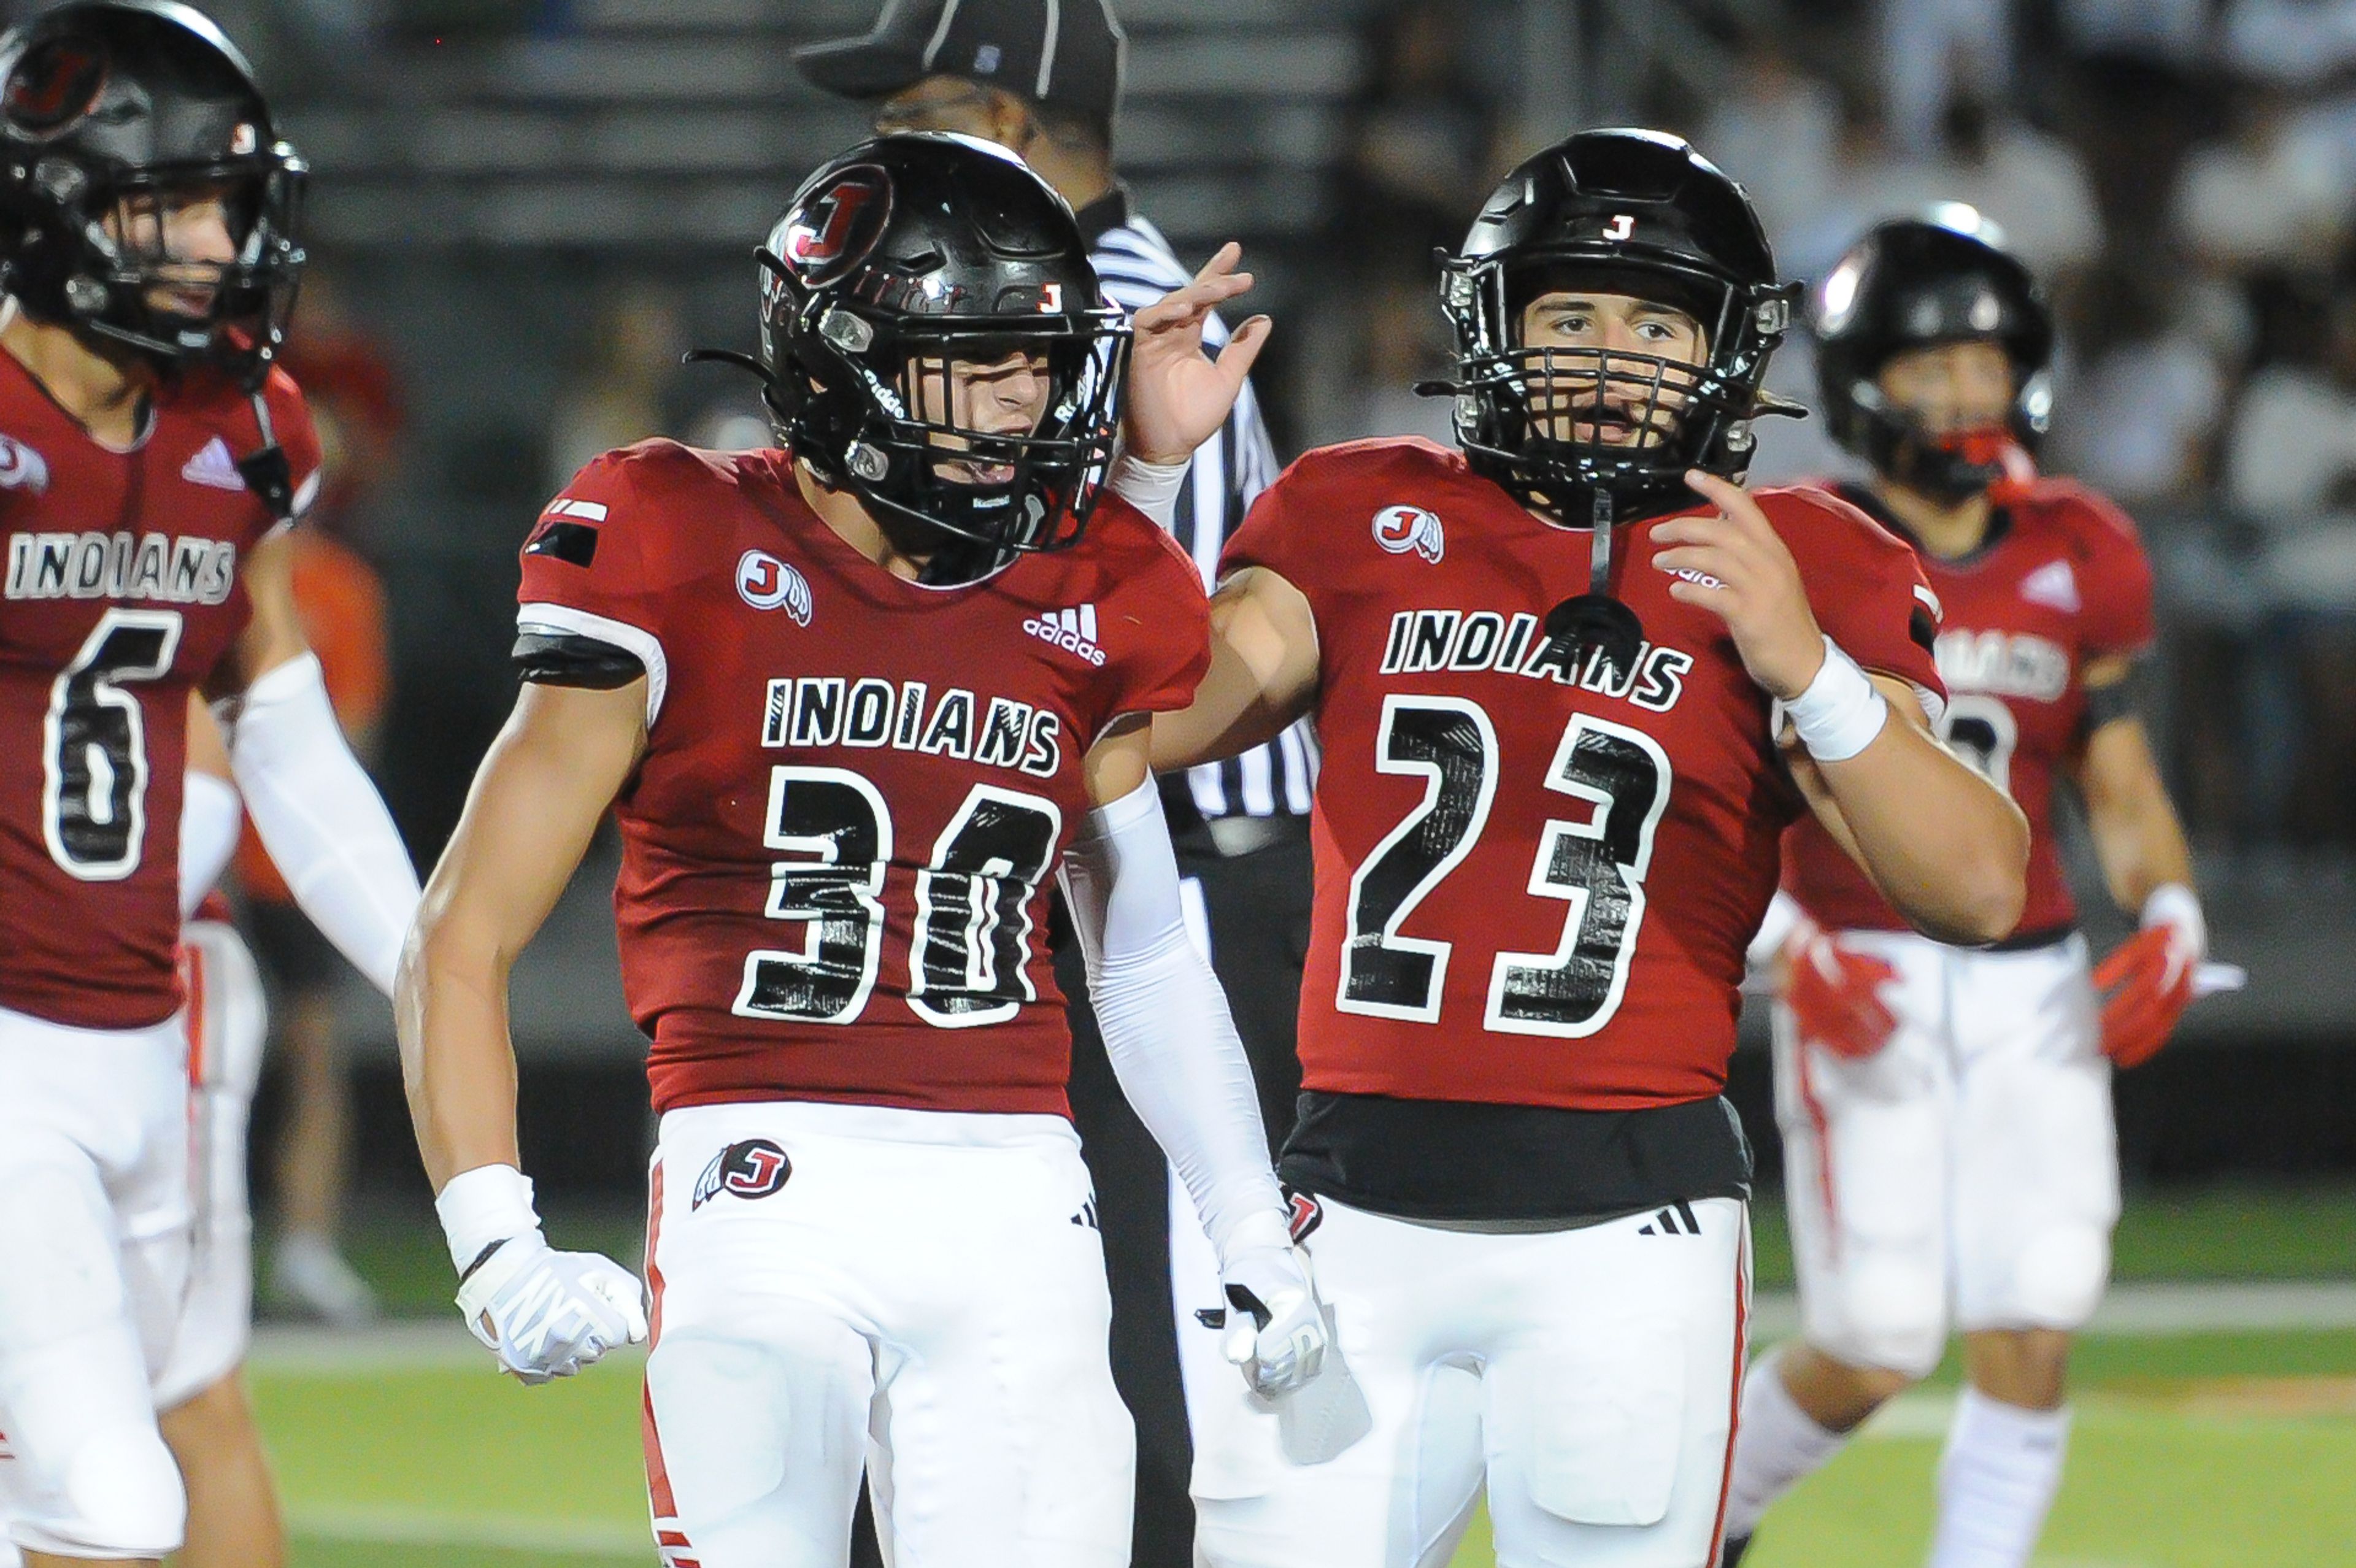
xmin=732 ymin=767 xmax=1060 ymax=1029
xmin=1340 ymin=695 xmax=1671 ymax=1037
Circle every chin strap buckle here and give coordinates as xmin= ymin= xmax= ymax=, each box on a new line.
xmin=239 ymin=390 xmax=296 ymax=523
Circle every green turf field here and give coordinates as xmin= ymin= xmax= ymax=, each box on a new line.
xmin=300 ymin=1183 xmax=2356 ymax=1320
xmin=252 ymin=1187 xmax=2356 ymax=1566
xmin=253 ymin=1328 xmax=2356 ymax=1567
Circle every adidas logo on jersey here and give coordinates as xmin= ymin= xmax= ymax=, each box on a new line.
xmin=1023 ymin=604 xmax=1106 ymax=666
xmin=180 ymin=436 xmax=247 ymax=492
xmin=2019 ymin=559 xmax=2082 ymax=613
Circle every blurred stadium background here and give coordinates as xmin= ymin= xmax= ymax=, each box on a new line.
xmin=21 ymin=0 xmax=2354 ymax=1561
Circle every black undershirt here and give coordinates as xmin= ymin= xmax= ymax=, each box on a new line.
xmin=1279 ymin=1090 xmax=1752 ymax=1227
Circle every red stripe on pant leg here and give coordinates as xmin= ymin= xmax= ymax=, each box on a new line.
xmin=1706 ymin=1217 xmax=1754 ymax=1564
xmin=180 ymin=942 xmax=207 ymax=1086
xmin=1792 ymin=1030 xmax=1841 ymax=1256
xmin=641 ymin=1158 xmax=690 ymax=1553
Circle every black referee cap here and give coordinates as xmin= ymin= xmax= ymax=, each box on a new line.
xmin=795 ymin=0 xmax=1126 ymax=123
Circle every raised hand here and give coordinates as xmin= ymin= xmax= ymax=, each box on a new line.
xmin=1652 ymin=470 xmax=1829 ymax=701
xmin=1124 ymin=242 xmax=1272 ymax=465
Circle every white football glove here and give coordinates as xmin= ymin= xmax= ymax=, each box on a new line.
xmin=1218 ymin=1213 xmax=1329 ymax=1399
xmin=455 ymin=1231 xmax=649 ymax=1385
xmin=437 ymin=1163 xmax=647 ymax=1385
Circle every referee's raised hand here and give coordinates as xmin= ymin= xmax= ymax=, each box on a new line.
xmin=1123 ymin=242 xmax=1272 ymax=464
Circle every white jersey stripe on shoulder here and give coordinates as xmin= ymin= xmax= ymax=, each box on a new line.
xmin=518 ymin=601 xmax=669 ymax=729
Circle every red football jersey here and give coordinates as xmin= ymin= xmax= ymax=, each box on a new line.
xmin=0 ymin=355 xmax=321 ymax=1029
xmin=517 ymin=441 xmax=1209 ymax=1117
xmin=1783 ymin=478 xmax=2155 ymax=937
xmin=1222 ymin=438 xmax=1944 ymax=1112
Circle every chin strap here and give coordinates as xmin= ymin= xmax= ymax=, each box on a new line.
xmin=237 ymin=389 xmax=297 ymax=524
xmin=1541 ymin=487 xmax=1647 ymax=684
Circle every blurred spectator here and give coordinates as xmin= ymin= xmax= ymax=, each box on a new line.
xmin=2050 ymin=265 xmax=2236 ymax=504
xmin=2058 ymin=0 xmax=2211 ymax=63
xmin=2224 ymin=0 xmax=2356 ymax=86
xmin=2173 ymin=88 xmax=2353 ymax=271
xmin=547 ymin=283 xmax=684 ymax=491
xmin=2225 ymin=280 xmax=2356 ymax=518
xmin=1881 ymin=0 xmax=2013 ymax=156
xmin=1700 ymin=37 xmax=1845 ymax=249
xmin=1846 ymin=96 xmax=2104 ymax=278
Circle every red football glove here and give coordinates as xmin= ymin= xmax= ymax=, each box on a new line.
xmin=1783 ymin=918 xmax=1900 ymax=1060
xmin=2094 ymin=923 xmax=2196 ymax=1068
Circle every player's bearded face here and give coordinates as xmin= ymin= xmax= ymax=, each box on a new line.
xmin=102 ymin=184 xmax=244 ymax=320
xmin=1517 ymin=290 xmax=1707 ymax=448
xmin=1876 ymin=339 xmax=2015 ymax=437
xmin=906 ymin=347 xmax=1054 ymax=486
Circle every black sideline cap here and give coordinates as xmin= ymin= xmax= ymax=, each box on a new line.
xmin=795 ymin=0 xmax=1126 ymax=123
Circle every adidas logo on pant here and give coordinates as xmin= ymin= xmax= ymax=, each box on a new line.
xmin=1023 ymin=604 xmax=1106 ymax=666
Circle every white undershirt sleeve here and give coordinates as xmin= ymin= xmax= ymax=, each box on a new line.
xmin=224 ymin=653 xmax=421 ymax=997
xmin=178 ymin=769 xmax=242 ymax=918
xmin=1058 ymin=777 xmax=1284 ymax=1261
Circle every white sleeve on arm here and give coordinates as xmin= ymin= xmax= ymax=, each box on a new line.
xmin=225 ymin=652 xmax=421 ymax=996
xmin=1109 ymin=452 xmax=1190 ymax=531
xmin=179 ymin=769 xmax=242 ymax=917
xmin=1059 ymin=777 xmax=1284 ymax=1260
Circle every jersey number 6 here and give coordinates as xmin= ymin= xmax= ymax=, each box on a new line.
xmin=43 ymin=608 xmax=183 ymax=883
xmin=1339 ymin=695 xmax=1671 ymax=1037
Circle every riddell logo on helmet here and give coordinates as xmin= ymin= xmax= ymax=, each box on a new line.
xmin=1024 ymin=604 xmax=1106 ymax=665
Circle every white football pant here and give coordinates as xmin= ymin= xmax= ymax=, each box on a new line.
xmin=1180 ymin=1193 xmax=1749 ymax=1568
xmin=0 ymin=1003 xmax=192 ymax=1559
xmin=1773 ymin=931 xmax=2117 ymax=1380
xmin=641 ymin=1101 xmax=1133 ymax=1568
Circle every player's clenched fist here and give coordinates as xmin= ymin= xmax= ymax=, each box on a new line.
xmin=456 ymin=1234 xmax=649 ymax=1384
xmin=1218 ymin=1212 xmax=1330 ymax=1399
xmin=1652 ymin=469 xmax=1830 ymax=701
xmin=438 ymin=1163 xmax=648 ymax=1383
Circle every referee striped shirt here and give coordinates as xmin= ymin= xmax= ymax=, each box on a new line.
xmin=1080 ymin=186 xmax=1316 ymax=821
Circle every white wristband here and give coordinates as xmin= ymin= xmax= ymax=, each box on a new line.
xmin=435 ymin=1163 xmax=543 ymax=1277
xmin=1747 ymin=890 xmax=1811 ymax=970
xmin=2140 ymin=882 xmax=2206 ymax=956
xmin=1784 ymin=637 xmax=1889 ymax=763
xmin=1109 ymin=452 xmax=1189 ymax=531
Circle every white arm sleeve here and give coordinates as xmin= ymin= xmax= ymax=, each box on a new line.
xmin=225 ymin=653 xmax=421 ymax=996
xmin=1747 ymin=889 xmax=1808 ymax=970
xmin=1059 ymin=778 xmax=1283 ymax=1260
xmin=1107 ymin=452 xmax=1190 ymax=531
xmin=179 ymin=769 xmax=242 ymax=918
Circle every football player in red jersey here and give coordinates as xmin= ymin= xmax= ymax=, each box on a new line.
xmin=1720 ymin=215 xmax=2207 ymax=1568
xmin=397 ymin=133 xmax=1322 ymax=1568
xmin=0 ymin=7 xmax=419 ymax=1567
xmin=1139 ymin=129 xmax=2029 ymax=1568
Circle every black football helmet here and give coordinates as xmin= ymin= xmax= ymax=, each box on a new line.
xmin=1423 ymin=128 xmax=1800 ymax=676
xmin=1813 ymin=209 xmax=2053 ymax=505
xmin=717 ymin=132 xmax=1130 ymax=585
xmin=0 ymin=1 xmax=306 ymax=389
